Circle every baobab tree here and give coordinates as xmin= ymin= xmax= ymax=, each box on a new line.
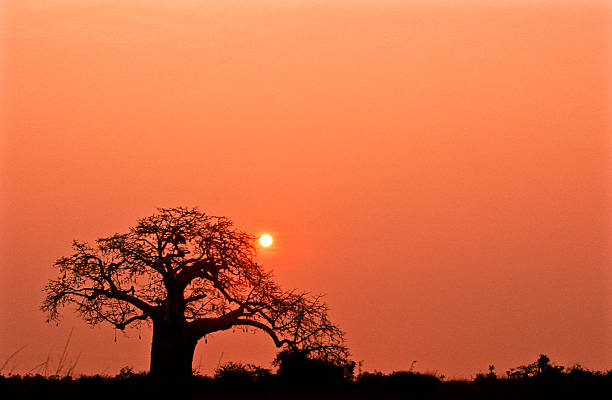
xmin=42 ymin=207 xmax=347 ymax=378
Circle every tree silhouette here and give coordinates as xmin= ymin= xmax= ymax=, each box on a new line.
xmin=42 ymin=207 xmax=347 ymax=378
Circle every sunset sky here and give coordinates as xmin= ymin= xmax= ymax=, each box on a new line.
xmin=1 ymin=0 xmax=610 ymax=377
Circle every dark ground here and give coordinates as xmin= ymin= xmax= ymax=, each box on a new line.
xmin=2 ymin=368 xmax=610 ymax=400
xmin=2 ymin=354 xmax=610 ymax=399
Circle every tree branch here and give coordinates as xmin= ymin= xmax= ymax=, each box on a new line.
xmin=116 ymin=313 xmax=151 ymax=330
xmin=233 ymin=319 xmax=292 ymax=348
xmin=89 ymin=288 xmax=156 ymax=315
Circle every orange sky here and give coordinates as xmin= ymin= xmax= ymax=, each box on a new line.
xmin=1 ymin=0 xmax=610 ymax=377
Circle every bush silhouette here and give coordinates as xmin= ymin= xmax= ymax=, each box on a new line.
xmin=274 ymin=349 xmax=355 ymax=388
xmin=356 ymin=370 xmax=441 ymax=394
xmin=506 ymin=354 xmax=565 ymax=379
xmin=214 ymin=362 xmax=272 ymax=386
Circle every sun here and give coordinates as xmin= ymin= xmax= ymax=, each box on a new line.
xmin=258 ymin=234 xmax=273 ymax=247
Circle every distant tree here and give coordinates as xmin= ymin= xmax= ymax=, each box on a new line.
xmin=487 ymin=364 xmax=497 ymax=379
xmin=506 ymin=354 xmax=564 ymax=379
xmin=475 ymin=364 xmax=497 ymax=382
xmin=42 ymin=207 xmax=347 ymax=378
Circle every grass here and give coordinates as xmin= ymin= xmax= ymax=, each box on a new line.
xmin=2 ymin=328 xmax=81 ymax=378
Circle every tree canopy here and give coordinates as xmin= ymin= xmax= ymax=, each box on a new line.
xmin=42 ymin=207 xmax=348 ymax=376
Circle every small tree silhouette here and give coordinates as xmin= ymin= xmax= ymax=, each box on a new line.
xmin=506 ymin=354 xmax=564 ymax=379
xmin=42 ymin=207 xmax=347 ymax=378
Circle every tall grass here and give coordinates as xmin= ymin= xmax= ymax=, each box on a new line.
xmin=0 ymin=345 xmax=27 ymax=375
xmin=2 ymin=329 xmax=80 ymax=377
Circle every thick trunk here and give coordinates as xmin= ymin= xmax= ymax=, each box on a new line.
xmin=149 ymin=320 xmax=197 ymax=379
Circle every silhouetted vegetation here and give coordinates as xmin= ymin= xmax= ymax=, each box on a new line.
xmin=274 ymin=349 xmax=355 ymax=388
xmin=214 ymin=361 xmax=273 ymax=387
xmin=2 ymin=354 xmax=610 ymax=399
xmin=42 ymin=207 xmax=348 ymax=379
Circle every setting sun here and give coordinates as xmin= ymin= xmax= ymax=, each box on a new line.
xmin=258 ymin=234 xmax=273 ymax=247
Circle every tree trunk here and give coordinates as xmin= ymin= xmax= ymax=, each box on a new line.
xmin=149 ymin=320 xmax=197 ymax=379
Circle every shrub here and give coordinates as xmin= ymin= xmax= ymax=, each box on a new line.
xmin=274 ymin=349 xmax=355 ymax=388
xmin=214 ymin=362 xmax=272 ymax=386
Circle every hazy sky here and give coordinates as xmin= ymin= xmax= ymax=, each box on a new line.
xmin=1 ymin=0 xmax=610 ymax=377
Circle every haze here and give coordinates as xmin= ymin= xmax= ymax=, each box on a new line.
xmin=1 ymin=0 xmax=610 ymax=377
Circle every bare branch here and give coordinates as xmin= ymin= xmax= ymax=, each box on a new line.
xmin=43 ymin=207 xmax=349 ymax=368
